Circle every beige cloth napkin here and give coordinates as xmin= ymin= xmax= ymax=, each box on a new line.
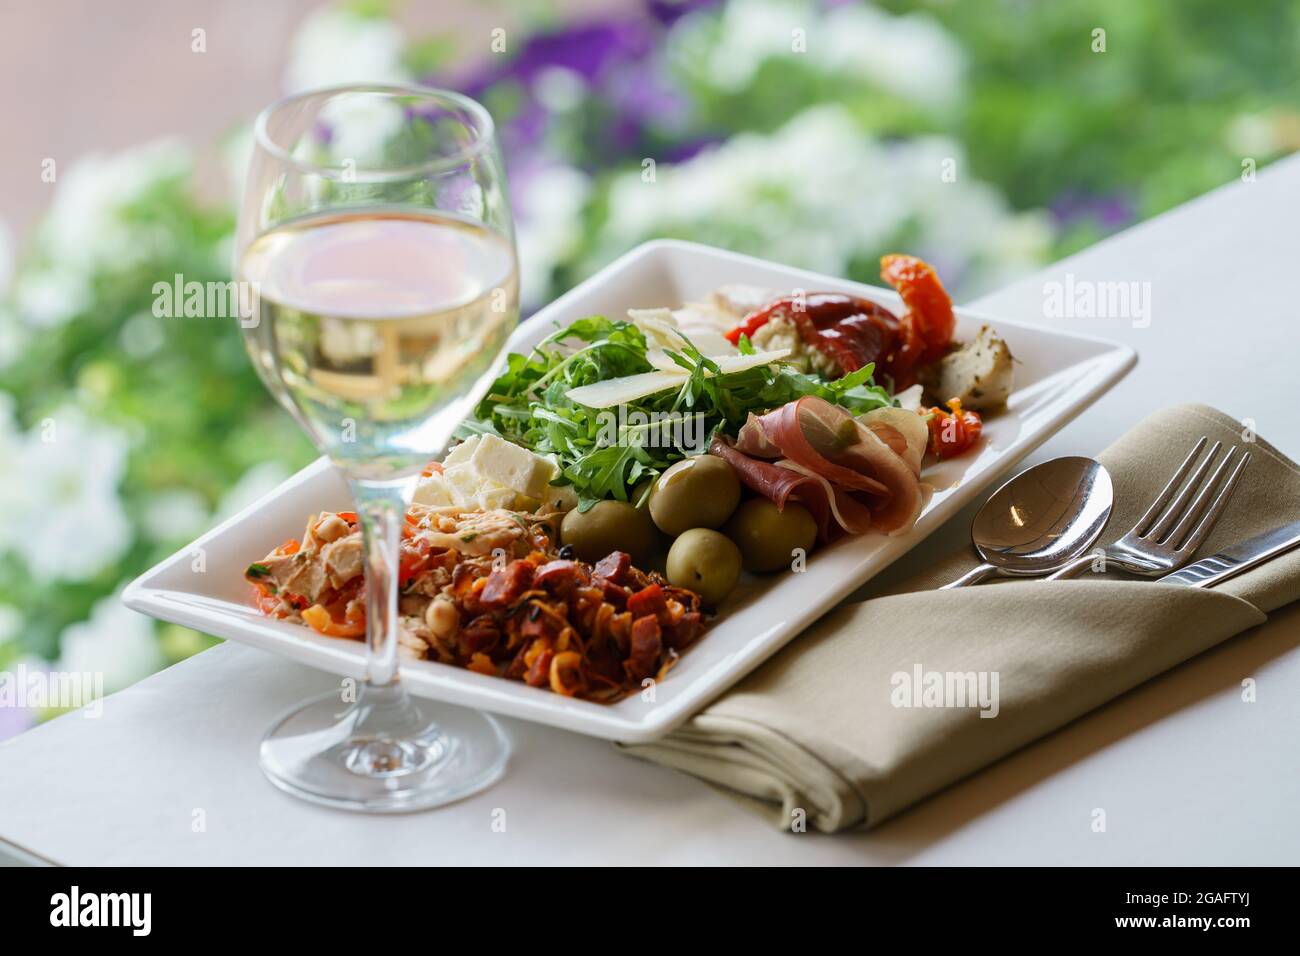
xmin=617 ymin=404 xmax=1300 ymax=832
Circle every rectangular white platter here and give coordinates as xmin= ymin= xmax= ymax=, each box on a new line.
xmin=124 ymin=239 xmax=1136 ymax=742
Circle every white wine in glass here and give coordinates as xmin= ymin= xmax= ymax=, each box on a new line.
xmin=235 ymin=86 xmax=517 ymax=811
xmin=241 ymin=209 xmax=517 ymax=481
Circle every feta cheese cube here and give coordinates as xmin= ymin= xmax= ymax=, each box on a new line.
xmin=442 ymin=436 xmax=480 ymax=469
xmin=468 ymin=433 xmax=558 ymax=501
xmin=413 ymin=472 xmax=456 ymax=507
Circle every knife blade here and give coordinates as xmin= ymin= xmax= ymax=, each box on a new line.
xmin=1158 ymin=519 xmax=1300 ymax=588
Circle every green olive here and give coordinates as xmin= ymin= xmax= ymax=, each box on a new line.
xmin=561 ymin=499 xmax=659 ymax=565
xmin=631 ymin=478 xmax=655 ymax=511
xmin=666 ymin=529 xmax=742 ymax=606
xmin=648 ymin=455 xmax=742 ymax=536
xmin=724 ymin=498 xmax=817 ymax=573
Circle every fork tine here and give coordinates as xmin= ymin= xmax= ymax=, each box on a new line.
xmin=1133 ymin=436 xmax=1208 ymax=536
xmin=1145 ymin=440 xmax=1222 ymax=542
xmin=1160 ymin=446 xmax=1238 ymax=547
xmin=1174 ymin=450 xmax=1251 ymax=554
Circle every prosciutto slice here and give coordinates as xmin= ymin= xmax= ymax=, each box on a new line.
xmin=709 ymin=436 xmax=872 ymax=540
xmin=721 ymin=396 xmax=924 ymax=538
xmin=858 ymin=406 xmax=928 ymax=477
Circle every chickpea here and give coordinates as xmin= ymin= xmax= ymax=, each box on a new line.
xmin=424 ymin=597 xmax=459 ymax=639
xmin=314 ymin=513 xmax=350 ymax=543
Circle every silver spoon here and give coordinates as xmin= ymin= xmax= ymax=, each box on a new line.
xmin=941 ymin=456 xmax=1113 ymax=588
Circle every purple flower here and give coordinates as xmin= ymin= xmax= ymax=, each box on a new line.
xmin=606 ymin=55 xmax=689 ymax=132
xmin=646 ymin=0 xmax=722 ymax=26
xmin=1050 ymin=189 xmax=1136 ymax=231
xmin=663 ymin=135 xmax=724 ymax=162
xmin=459 ymin=20 xmax=654 ymax=93
xmin=431 ymin=19 xmax=667 ymax=160
xmin=312 ymin=120 xmax=334 ymax=147
xmin=431 ymin=15 xmax=703 ymax=172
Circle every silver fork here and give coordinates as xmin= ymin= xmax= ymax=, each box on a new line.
xmin=1046 ymin=437 xmax=1251 ymax=580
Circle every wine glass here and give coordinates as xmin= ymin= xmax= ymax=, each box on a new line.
xmin=235 ymin=85 xmax=517 ymax=811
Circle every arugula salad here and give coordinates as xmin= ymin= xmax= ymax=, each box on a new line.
xmin=458 ymin=315 xmax=895 ymax=510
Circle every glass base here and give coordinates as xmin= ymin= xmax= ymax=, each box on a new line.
xmin=258 ymin=684 xmax=509 ymax=813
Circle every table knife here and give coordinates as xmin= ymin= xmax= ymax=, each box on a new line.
xmin=1157 ymin=519 xmax=1300 ymax=588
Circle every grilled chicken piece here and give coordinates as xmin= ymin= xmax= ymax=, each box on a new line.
xmin=321 ymin=535 xmax=364 ymax=588
xmin=418 ymin=508 xmax=535 ymax=558
xmin=259 ymin=551 xmax=327 ymax=604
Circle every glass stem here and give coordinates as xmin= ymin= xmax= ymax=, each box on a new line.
xmin=349 ymin=478 xmax=416 ymax=688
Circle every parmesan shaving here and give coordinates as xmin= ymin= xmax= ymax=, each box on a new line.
xmin=565 ymin=349 xmax=792 ymax=408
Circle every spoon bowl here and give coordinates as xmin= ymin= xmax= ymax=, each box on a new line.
xmin=942 ymin=456 xmax=1113 ymax=588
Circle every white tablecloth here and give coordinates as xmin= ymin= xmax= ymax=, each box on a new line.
xmin=4 ymin=157 xmax=1299 ymax=866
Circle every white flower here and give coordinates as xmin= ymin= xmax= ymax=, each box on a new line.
xmin=141 ymin=489 xmax=210 ymax=543
xmin=118 ymin=310 xmax=167 ymax=359
xmin=317 ymin=93 xmax=408 ymax=168
xmin=214 ymin=460 xmax=293 ymax=523
xmin=35 ymin=139 xmax=190 ymax=279
xmin=674 ymin=0 xmax=963 ymax=109
xmin=533 ymin=66 xmax=588 ymax=113
xmin=14 ymin=263 xmax=93 ymax=328
xmin=596 ymin=106 xmax=906 ymax=277
xmin=822 ymin=4 xmax=964 ymax=109
xmin=57 ymin=594 xmax=163 ymax=695
xmin=591 ymin=105 xmax=1048 ymax=297
xmin=14 ymin=140 xmax=191 ymax=328
xmin=515 ymin=164 xmax=591 ymax=308
xmin=3 ymin=406 xmax=132 ymax=582
xmin=1226 ymin=112 xmax=1280 ymax=157
xmin=285 ymin=7 xmax=411 ymax=93
xmin=683 ymin=0 xmax=800 ymax=92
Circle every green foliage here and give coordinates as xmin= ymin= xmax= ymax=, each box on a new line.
xmin=674 ymin=0 xmax=1300 ymax=237
xmin=964 ymin=1 xmax=1291 ymax=214
xmin=0 ymin=164 xmax=314 ymax=668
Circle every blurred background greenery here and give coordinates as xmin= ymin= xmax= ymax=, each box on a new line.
xmin=2 ymin=0 xmax=1297 ymax=736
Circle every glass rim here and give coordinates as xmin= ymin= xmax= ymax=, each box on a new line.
xmin=253 ymin=83 xmax=497 ymax=182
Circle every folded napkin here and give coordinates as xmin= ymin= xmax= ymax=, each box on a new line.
xmin=618 ymin=405 xmax=1300 ymax=832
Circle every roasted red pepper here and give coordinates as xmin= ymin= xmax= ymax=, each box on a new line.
xmin=722 ymin=255 xmax=955 ymax=390
xmin=724 ymin=293 xmax=900 ymax=378
xmin=880 ymin=254 xmax=955 ymax=367
xmin=926 ymin=399 xmax=982 ymax=459
xmin=398 ymin=535 xmax=433 ymax=585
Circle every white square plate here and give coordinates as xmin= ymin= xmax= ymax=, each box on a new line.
xmin=124 ymin=240 xmax=1135 ymax=742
